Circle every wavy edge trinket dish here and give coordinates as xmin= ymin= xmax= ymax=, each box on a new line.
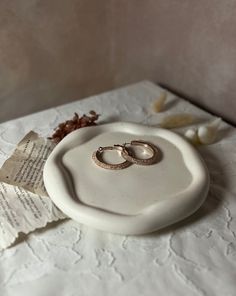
xmin=43 ymin=122 xmax=210 ymax=235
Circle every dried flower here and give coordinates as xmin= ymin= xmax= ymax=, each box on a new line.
xmin=48 ymin=110 xmax=100 ymax=143
xmin=184 ymin=128 xmax=200 ymax=145
xmin=184 ymin=117 xmax=222 ymax=145
xmin=152 ymin=92 xmax=167 ymax=113
xmin=160 ymin=114 xmax=196 ymax=129
xmin=197 ymin=117 xmax=222 ymax=144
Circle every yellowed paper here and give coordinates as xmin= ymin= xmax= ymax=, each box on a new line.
xmin=0 ymin=132 xmax=66 ymax=250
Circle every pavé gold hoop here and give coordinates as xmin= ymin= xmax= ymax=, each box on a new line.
xmin=92 ymin=146 xmax=132 ymax=170
xmin=120 ymin=140 xmax=159 ymax=165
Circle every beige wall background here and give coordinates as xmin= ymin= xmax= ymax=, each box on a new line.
xmin=0 ymin=1 xmax=236 ymax=124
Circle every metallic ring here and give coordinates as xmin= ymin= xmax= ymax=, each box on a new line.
xmin=121 ymin=140 xmax=159 ymax=165
xmin=92 ymin=146 xmax=132 ymax=170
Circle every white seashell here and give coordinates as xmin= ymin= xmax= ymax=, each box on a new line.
xmin=197 ymin=117 xmax=222 ymax=144
xmin=152 ymin=92 xmax=167 ymax=112
xmin=184 ymin=128 xmax=200 ymax=145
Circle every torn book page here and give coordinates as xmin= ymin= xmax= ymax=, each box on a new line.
xmin=0 ymin=131 xmax=66 ymax=250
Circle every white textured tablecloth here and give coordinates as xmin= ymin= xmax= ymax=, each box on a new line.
xmin=0 ymin=81 xmax=236 ymax=296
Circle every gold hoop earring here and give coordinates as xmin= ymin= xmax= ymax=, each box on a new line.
xmin=120 ymin=140 xmax=159 ymax=165
xmin=92 ymin=146 xmax=132 ymax=170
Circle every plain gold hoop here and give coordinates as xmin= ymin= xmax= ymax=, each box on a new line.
xmin=92 ymin=146 xmax=132 ymax=170
xmin=121 ymin=140 xmax=159 ymax=165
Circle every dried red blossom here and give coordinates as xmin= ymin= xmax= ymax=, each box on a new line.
xmin=48 ymin=110 xmax=100 ymax=143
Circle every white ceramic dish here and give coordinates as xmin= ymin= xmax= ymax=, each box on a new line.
xmin=43 ymin=122 xmax=209 ymax=235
